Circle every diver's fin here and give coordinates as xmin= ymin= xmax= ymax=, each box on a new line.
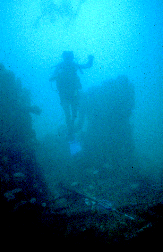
xmin=69 ymin=138 xmax=82 ymax=156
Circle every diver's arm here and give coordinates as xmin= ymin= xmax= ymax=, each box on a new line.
xmin=49 ymin=69 xmax=56 ymax=82
xmin=49 ymin=64 xmax=60 ymax=82
xmin=78 ymin=55 xmax=94 ymax=70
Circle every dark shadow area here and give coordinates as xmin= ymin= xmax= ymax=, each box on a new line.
xmin=1 ymin=65 xmax=163 ymax=247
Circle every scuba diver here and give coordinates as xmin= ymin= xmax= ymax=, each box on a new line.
xmin=49 ymin=51 xmax=94 ymax=140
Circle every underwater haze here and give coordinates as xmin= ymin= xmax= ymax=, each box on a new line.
xmin=1 ymin=0 xmax=163 ymax=204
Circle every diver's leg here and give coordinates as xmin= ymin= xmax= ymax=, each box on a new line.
xmin=71 ymin=95 xmax=79 ymax=123
xmin=76 ymin=91 xmax=86 ymax=131
xmin=71 ymin=95 xmax=80 ymax=135
xmin=61 ymin=101 xmax=74 ymax=139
